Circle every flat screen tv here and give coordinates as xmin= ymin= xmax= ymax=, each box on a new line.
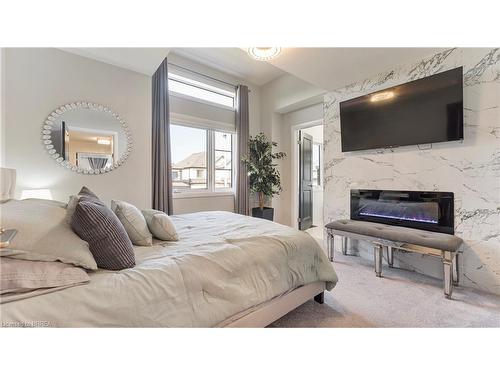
xmin=339 ymin=67 xmax=463 ymax=152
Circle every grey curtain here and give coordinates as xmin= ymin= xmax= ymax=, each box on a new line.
xmin=88 ymin=157 xmax=107 ymax=170
xmin=235 ymin=85 xmax=250 ymax=215
xmin=152 ymin=58 xmax=173 ymax=214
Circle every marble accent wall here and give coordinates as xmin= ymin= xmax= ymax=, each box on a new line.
xmin=323 ymin=48 xmax=500 ymax=295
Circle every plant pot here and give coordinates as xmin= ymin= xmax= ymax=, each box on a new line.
xmin=251 ymin=207 xmax=274 ymax=221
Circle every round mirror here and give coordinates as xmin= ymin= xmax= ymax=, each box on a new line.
xmin=42 ymin=102 xmax=132 ymax=174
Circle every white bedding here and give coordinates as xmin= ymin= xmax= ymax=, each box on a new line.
xmin=0 ymin=211 xmax=337 ymax=327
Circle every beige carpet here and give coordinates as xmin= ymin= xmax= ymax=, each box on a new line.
xmin=270 ymin=254 xmax=500 ymax=328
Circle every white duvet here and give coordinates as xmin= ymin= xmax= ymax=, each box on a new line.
xmin=0 ymin=211 xmax=337 ymax=327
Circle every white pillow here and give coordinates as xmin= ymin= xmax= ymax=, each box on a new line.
xmin=111 ymin=200 xmax=153 ymax=246
xmin=0 ymin=199 xmax=97 ymax=270
xmin=65 ymin=195 xmax=80 ymax=224
xmin=141 ymin=209 xmax=179 ymax=241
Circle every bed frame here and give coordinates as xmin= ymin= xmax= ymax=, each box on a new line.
xmin=218 ymin=281 xmax=326 ymax=327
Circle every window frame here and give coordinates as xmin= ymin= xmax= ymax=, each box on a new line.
xmin=168 ymin=73 xmax=236 ymax=110
xmin=171 ymin=124 xmax=236 ymax=199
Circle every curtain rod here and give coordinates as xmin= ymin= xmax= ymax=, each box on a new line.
xmin=168 ymin=62 xmax=239 ymax=89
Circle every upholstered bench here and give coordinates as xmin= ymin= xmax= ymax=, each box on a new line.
xmin=325 ymin=219 xmax=463 ymax=299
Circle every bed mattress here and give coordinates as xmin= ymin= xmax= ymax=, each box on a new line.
xmin=0 ymin=211 xmax=337 ymax=327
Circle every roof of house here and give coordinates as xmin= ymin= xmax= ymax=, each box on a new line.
xmin=173 ymin=151 xmax=206 ymax=169
xmin=173 ymin=151 xmax=231 ymax=170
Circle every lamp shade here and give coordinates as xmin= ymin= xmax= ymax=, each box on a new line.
xmin=20 ymin=189 xmax=53 ymax=200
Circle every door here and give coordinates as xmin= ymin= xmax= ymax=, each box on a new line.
xmin=299 ymin=131 xmax=313 ymax=230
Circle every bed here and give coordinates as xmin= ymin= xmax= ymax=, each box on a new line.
xmin=0 ymin=169 xmax=337 ymax=327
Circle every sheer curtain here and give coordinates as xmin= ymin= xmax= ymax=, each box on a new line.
xmin=235 ymin=85 xmax=249 ymax=215
xmin=152 ymin=58 xmax=173 ymax=214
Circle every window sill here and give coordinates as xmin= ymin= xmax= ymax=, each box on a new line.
xmin=173 ymin=191 xmax=235 ymax=200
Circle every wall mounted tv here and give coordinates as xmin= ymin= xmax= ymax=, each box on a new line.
xmin=339 ymin=67 xmax=463 ymax=152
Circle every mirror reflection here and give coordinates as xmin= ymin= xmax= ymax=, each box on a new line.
xmin=44 ymin=103 xmax=131 ymax=174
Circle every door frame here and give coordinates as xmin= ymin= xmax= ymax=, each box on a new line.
xmin=291 ymin=119 xmax=323 ymax=230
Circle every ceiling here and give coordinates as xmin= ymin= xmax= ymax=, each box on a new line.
xmin=61 ymin=47 xmax=445 ymax=90
xmin=172 ymin=48 xmax=285 ymax=86
xmin=60 ymin=48 xmax=170 ymax=76
xmin=267 ymin=48 xmax=444 ymax=91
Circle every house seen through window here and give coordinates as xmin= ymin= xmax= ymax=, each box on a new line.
xmin=171 ymin=125 xmax=234 ymax=193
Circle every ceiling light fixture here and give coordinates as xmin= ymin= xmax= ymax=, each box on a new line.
xmin=370 ymin=91 xmax=395 ymax=102
xmin=97 ymin=138 xmax=111 ymax=145
xmin=247 ymin=47 xmax=281 ymax=61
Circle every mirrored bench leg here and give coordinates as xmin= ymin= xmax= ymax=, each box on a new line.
xmin=342 ymin=236 xmax=347 ymax=255
xmin=452 ymin=253 xmax=459 ymax=286
xmin=386 ymin=246 xmax=394 ymax=268
xmin=328 ymin=232 xmax=334 ymax=262
xmin=443 ymin=252 xmax=454 ymax=299
xmin=374 ymin=244 xmax=383 ymax=277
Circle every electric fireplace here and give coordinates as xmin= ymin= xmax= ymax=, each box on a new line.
xmin=350 ymin=189 xmax=454 ymax=234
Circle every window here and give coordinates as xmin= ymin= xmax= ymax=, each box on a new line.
xmin=168 ymin=73 xmax=235 ymax=109
xmin=312 ymin=143 xmax=322 ymax=186
xmin=171 ymin=125 xmax=207 ymax=191
xmin=171 ymin=124 xmax=234 ymax=195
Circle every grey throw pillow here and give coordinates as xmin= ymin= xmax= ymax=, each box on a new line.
xmin=65 ymin=187 xmax=99 ymax=224
xmin=79 ymin=186 xmax=99 ymax=200
xmin=142 ymin=209 xmax=179 ymax=241
xmin=71 ymin=195 xmax=135 ymax=271
xmin=111 ymin=200 xmax=153 ymax=246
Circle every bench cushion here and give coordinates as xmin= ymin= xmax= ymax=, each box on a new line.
xmin=325 ymin=220 xmax=462 ymax=252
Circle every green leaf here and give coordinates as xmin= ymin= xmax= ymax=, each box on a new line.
xmin=241 ymin=132 xmax=287 ymax=201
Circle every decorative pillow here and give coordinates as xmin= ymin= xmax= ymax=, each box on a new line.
xmin=0 ymin=257 xmax=90 ymax=295
xmin=79 ymin=186 xmax=100 ymax=200
xmin=0 ymin=199 xmax=97 ymax=270
xmin=111 ymin=200 xmax=153 ymax=246
xmin=142 ymin=209 xmax=179 ymax=241
xmin=65 ymin=195 xmax=79 ymax=224
xmin=71 ymin=195 xmax=135 ymax=270
xmin=65 ymin=187 xmax=98 ymax=224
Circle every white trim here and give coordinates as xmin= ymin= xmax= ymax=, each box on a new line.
xmin=173 ymin=191 xmax=234 ymax=199
xmin=291 ymin=119 xmax=323 ymax=229
xmin=169 ymin=90 xmax=235 ymax=112
xmin=170 ymin=112 xmax=235 ymax=134
xmin=168 ymin=65 xmax=236 ymax=96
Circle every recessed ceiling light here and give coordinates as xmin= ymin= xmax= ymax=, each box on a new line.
xmin=370 ymin=91 xmax=395 ymax=102
xmin=247 ymin=47 xmax=281 ymax=61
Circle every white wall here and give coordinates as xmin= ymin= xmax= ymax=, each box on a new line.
xmin=259 ymin=75 xmax=325 ymax=225
xmin=2 ymin=49 xmax=264 ymax=216
xmin=324 ymin=48 xmax=500 ymax=295
xmin=173 ymin=194 xmax=234 ymax=214
xmin=286 ymin=104 xmax=323 ymax=128
xmin=3 ymin=48 xmax=151 ymax=208
xmin=302 ymin=123 xmax=323 ymax=142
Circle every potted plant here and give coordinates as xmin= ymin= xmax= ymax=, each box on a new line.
xmin=241 ymin=132 xmax=286 ymax=221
